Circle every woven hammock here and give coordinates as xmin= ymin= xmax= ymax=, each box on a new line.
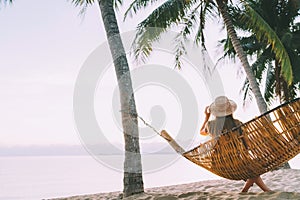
xmin=160 ymin=98 xmax=300 ymax=180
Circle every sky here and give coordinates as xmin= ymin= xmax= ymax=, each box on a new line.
xmin=0 ymin=0 xmax=102 ymax=146
xmin=0 ymin=0 xmax=272 ymax=148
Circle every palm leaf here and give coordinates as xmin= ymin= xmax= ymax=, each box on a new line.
xmin=173 ymin=6 xmax=200 ymax=69
xmin=194 ymin=1 xmax=217 ymax=47
xmin=240 ymin=78 xmax=256 ymax=107
xmin=264 ymin=64 xmax=276 ymax=105
xmin=70 ymin=0 xmax=95 ymax=15
xmin=242 ymin=3 xmax=293 ymax=85
xmin=181 ymin=3 xmax=201 ymax=37
xmin=132 ymin=0 xmax=191 ymax=62
xmin=71 ymin=0 xmax=95 ymax=7
xmin=0 ymin=0 xmax=13 ymax=3
xmin=174 ymin=32 xmax=187 ymax=69
xmin=288 ymin=50 xmax=300 ymax=83
xmin=0 ymin=0 xmax=13 ymax=8
xmin=124 ymin=0 xmax=159 ymax=20
xmin=282 ymin=0 xmax=300 ymax=27
xmin=219 ymin=35 xmax=263 ymax=60
xmin=251 ymin=47 xmax=273 ymax=82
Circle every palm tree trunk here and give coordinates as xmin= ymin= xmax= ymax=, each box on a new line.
xmin=216 ymin=0 xmax=268 ymax=114
xmin=98 ymin=0 xmax=144 ymax=197
xmin=216 ymin=0 xmax=290 ymax=169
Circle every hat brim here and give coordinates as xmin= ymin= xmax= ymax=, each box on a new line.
xmin=209 ymin=100 xmax=237 ymax=117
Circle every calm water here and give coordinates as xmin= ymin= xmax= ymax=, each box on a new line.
xmin=0 ymin=155 xmax=299 ymax=200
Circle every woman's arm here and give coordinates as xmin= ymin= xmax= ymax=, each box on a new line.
xmin=200 ymin=106 xmax=211 ymax=136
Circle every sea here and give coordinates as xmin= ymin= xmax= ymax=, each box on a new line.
xmin=0 ymin=154 xmax=300 ymax=200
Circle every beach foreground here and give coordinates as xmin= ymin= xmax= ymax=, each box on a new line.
xmin=54 ymin=169 xmax=300 ymax=200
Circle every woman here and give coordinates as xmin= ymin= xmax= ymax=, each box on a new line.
xmin=200 ymin=96 xmax=271 ymax=192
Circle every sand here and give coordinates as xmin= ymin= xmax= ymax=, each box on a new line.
xmin=53 ymin=169 xmax=300 ymax=200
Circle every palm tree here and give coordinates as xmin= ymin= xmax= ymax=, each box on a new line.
xmin=220 ymin=0 xmax=300 ymax=104
xmin=72 ymin=0 xmax=144 ymax=197
xmin=2 ymin=0 xmax=144 ymax=196
xmin=126 ymin=0 xmax=295 ymax=115
xmin=215 ymin=0 xmax=269 ymax=113
xmin=220 ymin=0 xmax=300 ymax=169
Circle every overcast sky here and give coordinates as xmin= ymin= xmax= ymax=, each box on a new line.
xmin=0 ymin=0 xmax=265 ymax=148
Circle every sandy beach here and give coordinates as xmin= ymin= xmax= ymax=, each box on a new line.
xmin=53 ymin=169 xmax=300 ymax=200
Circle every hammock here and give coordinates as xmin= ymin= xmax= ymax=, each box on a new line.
xmin=160 ymin=98 xmax=300 ymax=180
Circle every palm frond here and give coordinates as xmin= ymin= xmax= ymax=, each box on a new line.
xmin=181 ymin=3 xmax=201 ymax=36
xmin=264 ymin=64 xmax=275 ymax=105
xmin=132 ymin=27 xmax=156 ymax=63
xmin=0 ymin=0 xmax=13 ymax=8
xmin=251 ymin=47 xmax=273 ymax=82
xmin=138 ymin=0 xmax=191 ymax=29
xmin=71 ymin=0 xmax=95 ymax=7
xmin=243 ymin=3 xmax=293 ymax=85
xmin=240 ymin=78 xmax=254 ymax=107
xmin=195 ymin=1 xmax=217 ymax=47
xmin=219 ymin=35 xmax=263 ymax=60
xmin=0 ymin=0 xmax=13 ymax=3
xmin=172 ymin=4 xmax=203 ymax=69
xmin=132 ymin=0 xmax=190 ymax=62
xmin=174 ymin=32 xmax=187 ymax=69
xmin=114 ymin=0 xmax=123 ymax=10
xmin=291 ymin=24 xmax=300 ymax=50
xmin=124 ymin=0 xmax=160 ymax=20
xmin=280 ymin=0 xmax=300 ymax=28
xmin=287 ymin=47 xmax=300 ymax=83
xmin=70 ymin=0 xmax=95 ymax=15
xmin=219 ymin=36 xmax=236 ymax=59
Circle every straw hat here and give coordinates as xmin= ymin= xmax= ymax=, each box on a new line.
xmin=209 ymin=96 xmax=237 ymax=117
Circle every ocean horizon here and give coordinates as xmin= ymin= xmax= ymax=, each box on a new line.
xmin=1 ymin=154 xmax=300 ymax=200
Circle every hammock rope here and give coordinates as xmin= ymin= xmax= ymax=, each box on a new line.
xmin=120 ymin=98 xmax=300 ymax=180
xmin=119 ymin=109 xmax=161 ymax=135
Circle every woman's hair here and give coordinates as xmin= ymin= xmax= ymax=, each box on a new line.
xmin=208 ymin=114 xmax=239 ymax=137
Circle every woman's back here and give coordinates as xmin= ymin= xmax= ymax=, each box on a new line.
xmin=207 ymin=115 xmax=242 ymax=138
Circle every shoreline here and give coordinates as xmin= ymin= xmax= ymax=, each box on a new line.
xmin=52 ymin=169 xmax=300 ymax=200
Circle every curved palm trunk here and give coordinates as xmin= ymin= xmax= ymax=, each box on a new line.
xmin=216 ymin=0 xmax=268 ymax=114
xmin=98 ymin=0 xmax=144 ymax=196
xmin=216 ymin=0 xmax=290 ymax=169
